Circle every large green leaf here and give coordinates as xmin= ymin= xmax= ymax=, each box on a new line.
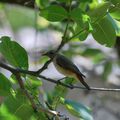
xmin=0 ymin=73 xmax=12 ymax=96
xmin=40 ymin=5 xmax=68 ymax=22
xmin=92 ymin=16 xmax=116 ymax=47
xmin=88 ymin=2 xmax=111 ymax=21
xmin=106 ymin=14 xmax=120 ymax=36
xmin=0 ymin=36 xmax=28 ymax=69
xmin=0 ymin=94 xmax=34 ymax=120
xmin=61 ymin=98 xmax=93 ymax=120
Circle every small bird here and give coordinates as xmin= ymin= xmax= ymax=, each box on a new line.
xmin=43 ymin=50 xmax=90 ymax=90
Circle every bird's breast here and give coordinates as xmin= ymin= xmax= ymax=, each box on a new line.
xmin=53 ymin=58 xmax=77 ymax=78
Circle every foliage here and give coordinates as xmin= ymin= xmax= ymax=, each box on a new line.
xmin=0 ymin=0 xmax=120 ymax=119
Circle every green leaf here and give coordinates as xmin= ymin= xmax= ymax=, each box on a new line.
xmin=52 ymin=77 xmax=74 ymax=98
xmin=10 ymin=74 xmax=17 ymax=84
xmin=102 ymin=61 xmax=112 ymax=80
xmin=25 ymin=75 xmax=42 ymax=95
xmin=0 ymin=94 xmax=34 ymax=120
xmin=78 ymin=0 xmax=91 ymax=12
xmin=74 ymin=22 xmax=89 ymax=41
xmin=45 ymin=78 xmax=75 ymax=108
xmin=110 ymin=7 xmax=120 ymax=20
xmin=107 ymin=0 xmax=120 ymax=5
xmin=61 ymin=98 xmax=93 ymax=120
xmin=0 ymin=73 xmax=12 ymax=96
xmin=26 ymin=75 xmax=42 ymax=88
xmin=115 ymin=20 xmax=120 ymax=36
xmin=92 ymin=16 xmax=116 ymax=47
xmin=70 ymin=8 xmax=85 ymax=21
xmin=70 ymin=8 xmax=91 ymax=41
xmin=0 ymin=36 xmax=28 ymax=69
xmin=35 ymin=0 xmax=49 ymax=9
xmin=88 ymin=2 xmax=111 ymax=21
xmin=40 ymin=5 xmax=68 ymax=22
xmin=106 ymin=14 xmax=120 ymax=36
xmin=0 ymin=115 xmax=18 ymax=120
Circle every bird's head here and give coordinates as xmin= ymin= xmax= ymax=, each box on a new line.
xmin=42 ymin=50 xmax=56 ymax=58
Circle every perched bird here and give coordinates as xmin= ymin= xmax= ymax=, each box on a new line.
xmin=43 ymin=50 xmax=90 ymax=90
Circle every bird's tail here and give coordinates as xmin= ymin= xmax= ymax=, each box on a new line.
xmin=76 ymin=74 xmax=90 ymax=90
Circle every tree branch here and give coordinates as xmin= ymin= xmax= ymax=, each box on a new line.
xmin=15 ymin=73 xmax=37 ymax=111
xmin=0 ymin=62 xmax=120 ymax=92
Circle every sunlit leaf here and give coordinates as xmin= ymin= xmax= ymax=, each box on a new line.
xmin=107 ymin=0 xmax=120 ymax=5
xmin=110 ymin=7 xmax=120 ymax=20
xmin=61 ymin=98 xmax=93 ymax=120
xmin=92 ymin=16 xmax=116 ymax=47
xmin=35 ymin=0 xmax=49 ymax=9
xmin=88 ymin=2 xmax=111 ymax=21
xmin=70 ymin=8 xmax=91 ymax=41
xmin=0 ymin=73 xmax=12 ymax=96
xmin=106 ymin=14 xmax=120 ymax=37
xmin=115 ymin=21 xmax=120 ymax=36
xmin=26 ymin=75 xmax=42 ymax=88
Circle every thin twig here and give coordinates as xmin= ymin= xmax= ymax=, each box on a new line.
xmin=36 ymin=59 xmax=52 ymax=74
xmin=39 ymin=107 xmax=61 ymax=120
xmin=0 ymin=62 xmax=120 ymax=92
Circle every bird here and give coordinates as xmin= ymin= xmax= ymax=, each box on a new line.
xmin=43 ymin=50 xmax=90 ymax=90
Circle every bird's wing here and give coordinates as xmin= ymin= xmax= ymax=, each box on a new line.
xmin=56 ymin=54 xmax=85 ymax=78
